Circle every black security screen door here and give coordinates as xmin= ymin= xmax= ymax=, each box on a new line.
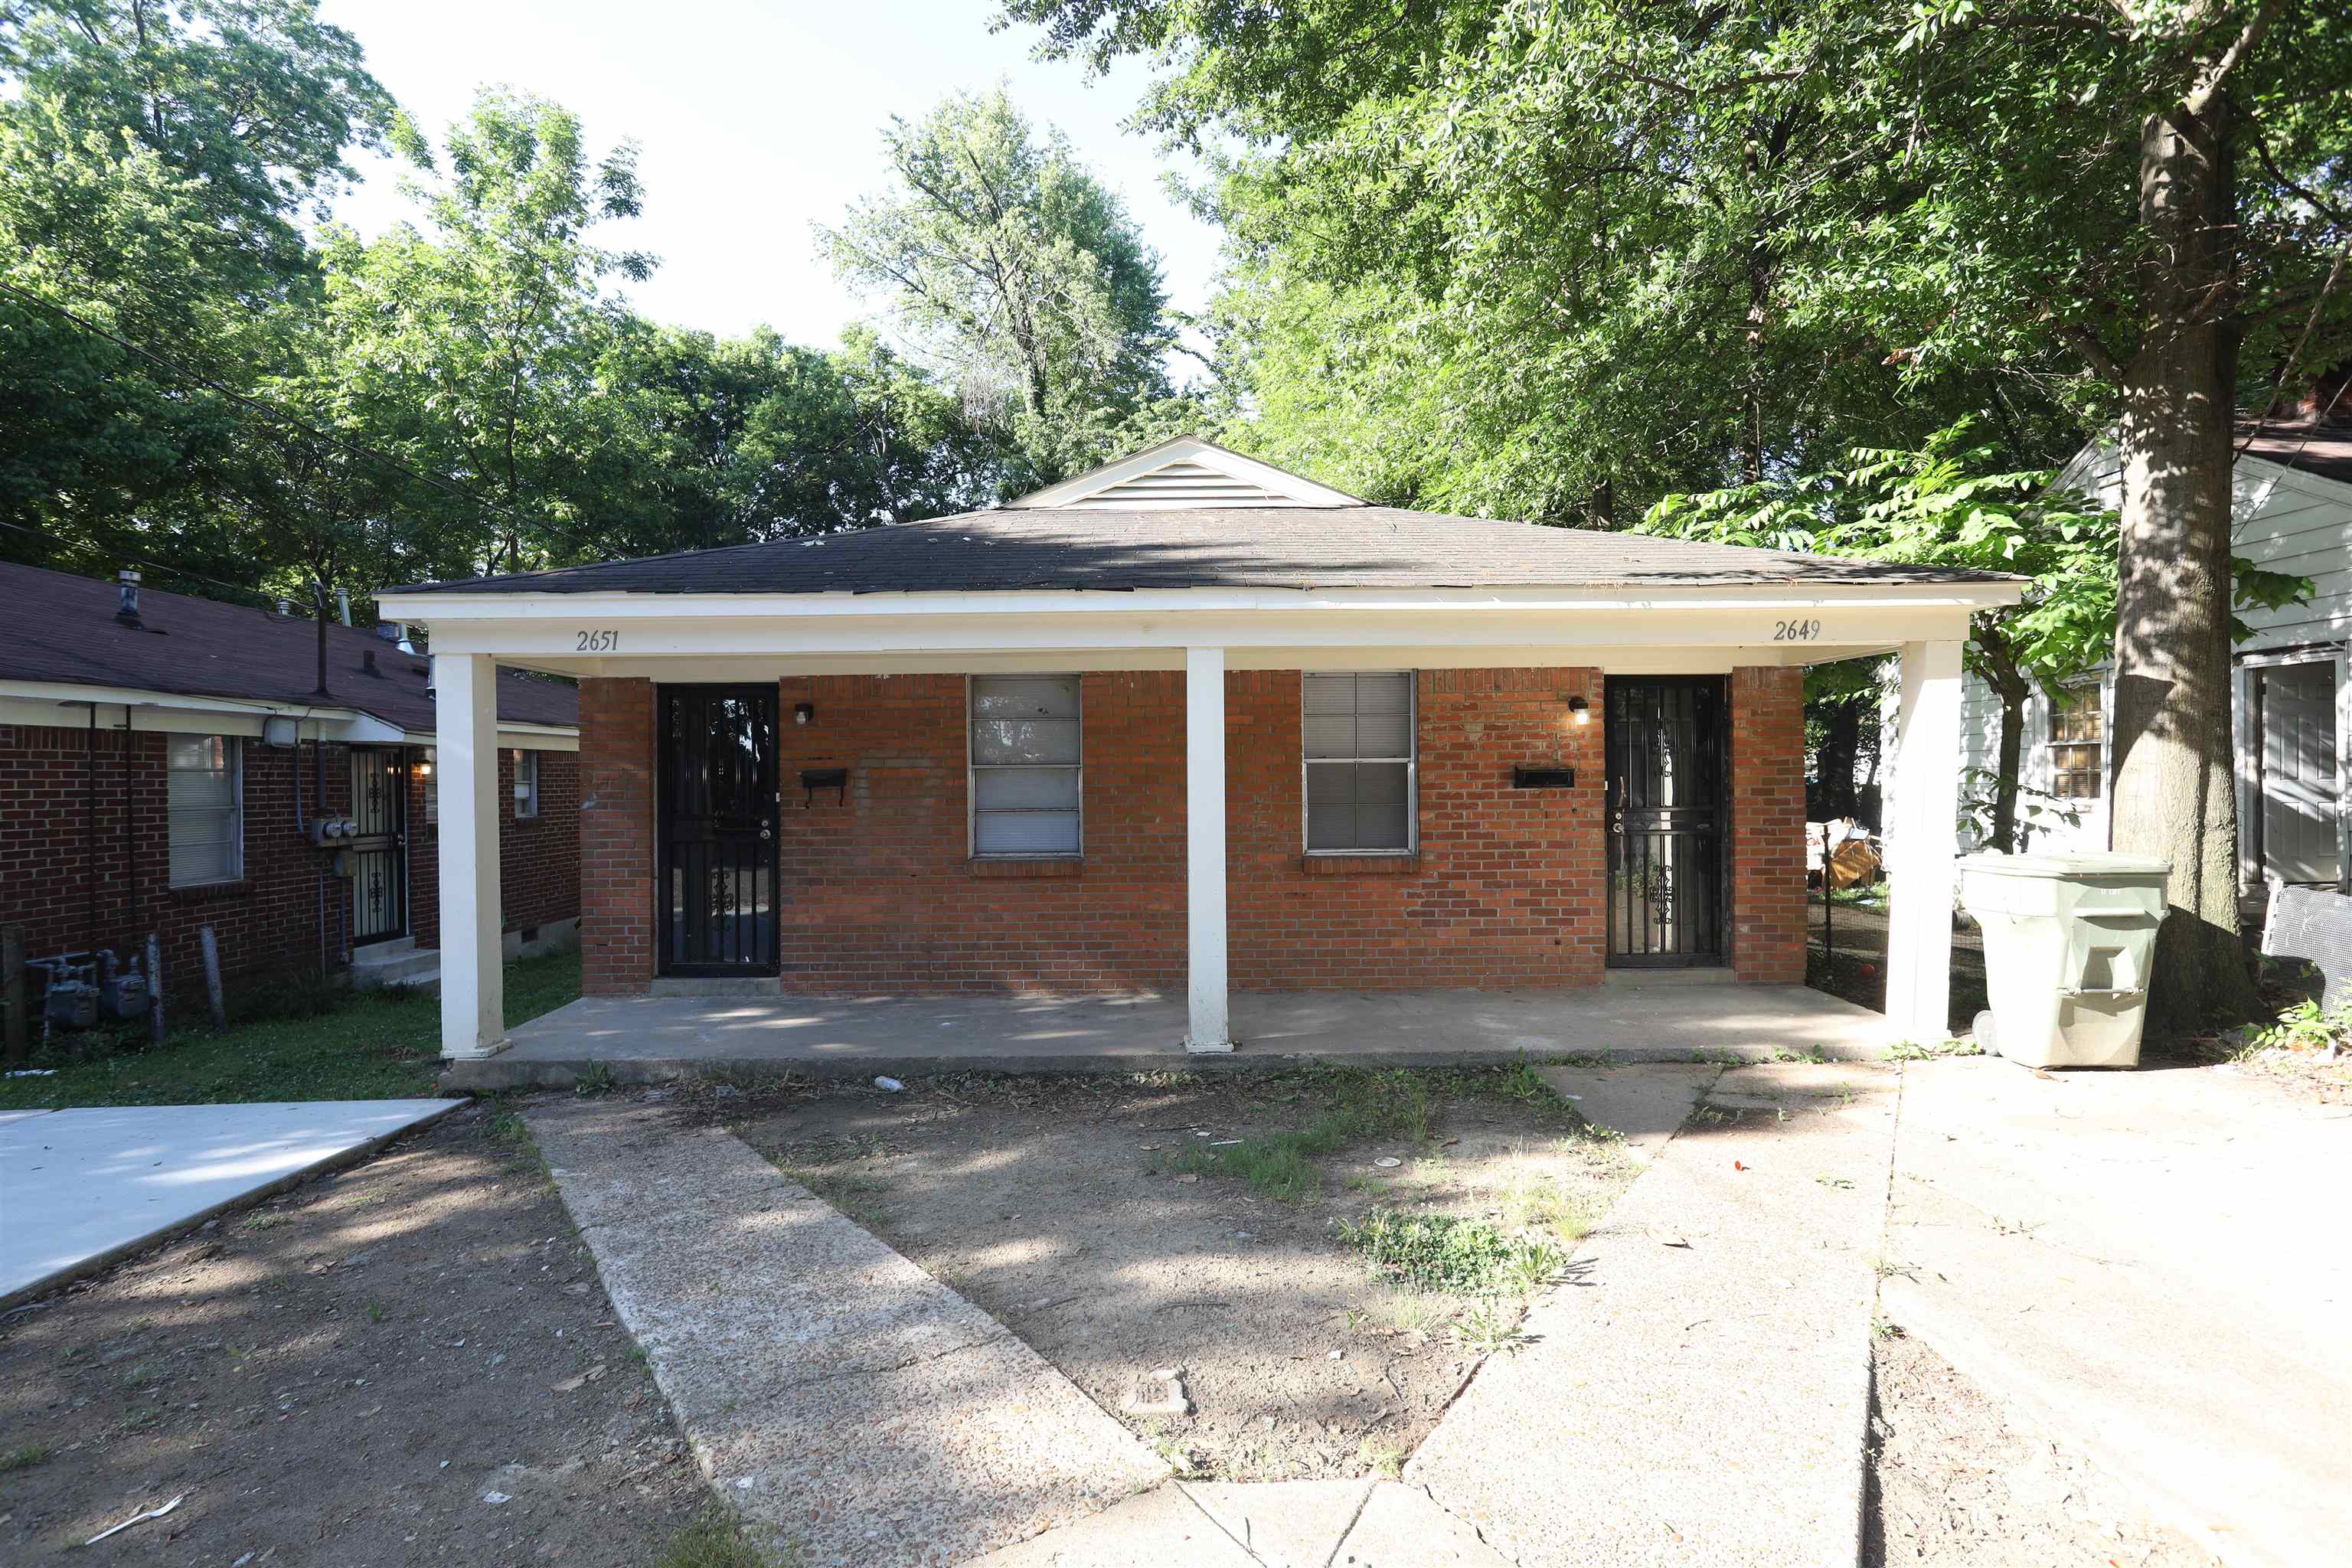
xmin=348 ymin=747 xmax=409 ymax=946
xmin=1606 ymin=677 xmax=1729 ymax=966
xmin=658 ymin=685 xmax=779 ymax=976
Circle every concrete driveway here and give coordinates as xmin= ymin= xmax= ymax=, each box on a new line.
xmin=0 ymin=1099 xmax=460 ymax=1307
xmin=1884 ymin=1058 xmax=2351 ymax=1568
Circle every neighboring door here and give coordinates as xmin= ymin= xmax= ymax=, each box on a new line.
xmin=2256 ymin=661 xmax=2341 ymax=885
xmin=658 ymin=684 xmax=780 ymax=975
xmin=1605 ymin=676 xmax=1729 ymax=966
xmin=348 ymin=746 xmax=410 ymax=946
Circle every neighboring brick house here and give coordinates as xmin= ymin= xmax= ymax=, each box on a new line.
xmin=0 ymin=563 xmax=580 ymax=1004
xmin=381 ymin=437 xmax=2021 ymax=1060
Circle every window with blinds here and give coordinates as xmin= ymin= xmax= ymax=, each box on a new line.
xmin=1304 ymin=672 xmax=1416 ymax=852
xmin=168 ymin=734 xmax=243 ymax=887
xmin=969 ymin=675 xmax=1082 ymax=856
xmin=511 ymin=749 xmax=541 ymax=818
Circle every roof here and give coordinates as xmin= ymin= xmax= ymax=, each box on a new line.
xmin=2238 ymin=417 xmax=2352 ymax=488
xmin=388 ymin=436 xmax=2016 ymax=599
xmin=0 ymin=563 xmax=577 ymax=733
xmin=389 ymin=506 xmax=2014 ymax=598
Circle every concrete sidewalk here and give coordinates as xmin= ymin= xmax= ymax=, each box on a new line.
xmin=1410 ymin=1061 xmax=1903 ymax=1567
xmin=0 ymin=1099 xmax=460 ymax=1307
xmin=1884 ymin=1058 xmax=2352 ymax=1568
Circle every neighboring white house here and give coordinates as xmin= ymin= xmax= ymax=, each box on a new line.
xmin=1957 ymin=420 xmax=2352 ymax=897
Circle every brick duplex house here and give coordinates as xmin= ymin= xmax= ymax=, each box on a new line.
xmin=0 ymin=562 xmax=580 ymax=1002
xmin=377 ymin=438 xmax=2020 ymax=1060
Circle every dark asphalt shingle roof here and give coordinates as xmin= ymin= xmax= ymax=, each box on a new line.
xmin=0 ymin=563 xmax=577 ymax=733
xmin=2239 ymin=419 xmax=2352 ymax=487
xmin=388 ymin=505 xmax=2020 ymax=597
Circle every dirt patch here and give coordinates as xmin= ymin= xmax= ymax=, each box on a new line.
xmin=1867 ymin=1328 xmax=2216 ymax=1566
xmin=717 ymin=1067 xmax=1633 ymax=1484
xmin=0 ymin=1105 xmax=718 ymax=1565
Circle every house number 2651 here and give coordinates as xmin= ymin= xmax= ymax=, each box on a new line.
xmin=575 ymin=629 xmax=620 ymax=652
xmin=1772 ymin=619 xmax=1822 ymax=642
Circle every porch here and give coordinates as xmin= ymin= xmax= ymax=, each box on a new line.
xmin=439 ymin=969 xmax=1894 ymax=1090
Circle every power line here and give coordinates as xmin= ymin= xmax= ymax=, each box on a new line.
xmin=0 ymin=517 xmax=302 ymax=611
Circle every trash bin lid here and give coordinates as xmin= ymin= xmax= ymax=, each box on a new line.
xmin=1958 ymin=851 xmax=2172 ymax=877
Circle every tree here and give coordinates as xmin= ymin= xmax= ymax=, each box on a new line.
xmin=1007 ymin=0 xmax=2352 ymax=1030
xmin=1644 ymin=423 xmax=2308 ymax=853
xmin=319 ymin=90 xmax=655 ymax=577
xmin=0 ymin=0 xmax=390 ymax=577
xmin=820 ymin=87 xmax=1177 ymax=485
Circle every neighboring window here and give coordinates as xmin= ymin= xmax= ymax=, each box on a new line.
xmin=511 ymin=749 xmax=540 ymax=818
xmin=1304 ymin=672 xmax=1416 ymax=853
xmin=168 ymin=734 xmax=243 ymax=886
xmin=969 ymin=675 xmax=1082 ymax=856
xmin=421 ymin=747 xmax=438 ymax=824
xmin=2050 ymin=685 xmax=2104 ymax=800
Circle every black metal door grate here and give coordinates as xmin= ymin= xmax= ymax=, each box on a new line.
xmin=1606 ymin=677 xmax=1728 ymax=965
xmin=348 ymin=747 xmax=409 ymax=946
xmin=658 ymin=686 xmax=780 ymax=975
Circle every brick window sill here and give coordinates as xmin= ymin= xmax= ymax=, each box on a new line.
xmin=969 ymin=857 xmax=1084 ymax=879
xmin=1299 ymin=854 xmax=1422 ymax=877
xmin=168 ymin=879 xmax=253 ymax=905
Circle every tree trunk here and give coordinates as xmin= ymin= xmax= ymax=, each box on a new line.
xmin=2109 ymin=88 xmax=2259 ymax=1036
xmin=1978 ymin=636 xmax=2031 ymax=854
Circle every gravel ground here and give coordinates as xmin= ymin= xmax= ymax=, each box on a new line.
xmin=719 ymin=1069 xmax=1635 ymax=1485
xmin=1867 ymin=1328 xmax=2216 ymax=1566
xmin=0 ymin=1103 xmax=715 ymax=1566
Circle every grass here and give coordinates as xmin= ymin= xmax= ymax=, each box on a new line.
xmin=1 ymin=1441 xmax=51 ymax=1473
xmin=1170 ymin=1067 xmax=1434 ymax=1201
xmin=0 ymin=951 xmax=581 ymax=1109
xmin=1337 ymin=1208 xmax=1568 ymax=1296
xmin=656 ymin=1511 xmax=782 ymax=1568
xmin=1358 ymin=1438 xmax=1407 ymax=1479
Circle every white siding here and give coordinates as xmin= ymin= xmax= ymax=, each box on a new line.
xmin=1958 ymin=443 xmax=2352 ymax=867
xmin=1956 ymin=671 xmax=2109 ymax=853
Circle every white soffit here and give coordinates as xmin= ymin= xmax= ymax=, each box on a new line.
xmin=1008 ymin=435 xmax=1364 ymax=511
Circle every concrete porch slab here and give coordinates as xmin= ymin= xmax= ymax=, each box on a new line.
xmin=448 ymin=975 xmax=1891 ymax=1090
xmin=0 ymin=1099 xmax=461 ymax=1308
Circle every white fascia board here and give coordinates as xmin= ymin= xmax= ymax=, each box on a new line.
xmin=1006 ymin=435 xmax=1364 ymax=508
xmin=0 ymin=681 xmax=382 ymax=737
xmin=378 ymin=580 xmax=2024 ymax=624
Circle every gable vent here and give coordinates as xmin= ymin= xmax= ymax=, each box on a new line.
xmin=1067 ymin=460 xmax=1319 ymax=510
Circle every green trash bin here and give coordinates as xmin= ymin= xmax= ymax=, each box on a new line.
xmin=1957 ymin=851 xmax=2172 ymax=1069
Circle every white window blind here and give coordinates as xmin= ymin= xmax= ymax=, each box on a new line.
xmin=168 ymin=734 xmax=243 ymax=886
xmin=970 ymin=675 xmax=1082 ymax=856
xmin=1304 ymin=672 xmax=1415 ymax=852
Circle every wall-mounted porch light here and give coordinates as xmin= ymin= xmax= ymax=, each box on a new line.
xmin=1567 ymin=695 xmax=1591 ymax=726
xmin=794 ymin=701 xmax=815 ymax=727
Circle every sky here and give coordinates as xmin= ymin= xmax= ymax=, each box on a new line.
xmin=318 ymin=0 xmax=1225 ymax=351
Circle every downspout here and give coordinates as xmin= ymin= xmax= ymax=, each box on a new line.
xmin=122 ymin=704 xmax=137 ymax=933
xmin=86 ymin=701 xmax=98 ymax=951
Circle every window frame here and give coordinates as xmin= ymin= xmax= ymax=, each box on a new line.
xmin=167 ymin=733 xmax=245 ymax=888
xmin=2047 ymin=682 xmax=2105 ymax=802
xmin=1300 ymin=671 xmax=1419 ymax=857
xmin=511 ymin=748 xmax=541 ymax=819
xmin=966 ymin=673 xmax=1084 ymax=859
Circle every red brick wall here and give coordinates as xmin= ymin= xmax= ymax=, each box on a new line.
xmin=0 ymin=722 xmax=579 ymax=1002
xmin=0 ymin=722 xmax=352 ymax=995
xmin=1227 ymin=668 xmax=1607 ymax=988
xmin=407 ymin=748 xmax=580 ymax=951
xmin=578 ymin=678 xmax=656 ymax=995
xmin=1730 ymin=665 xmax=1808 ymax=982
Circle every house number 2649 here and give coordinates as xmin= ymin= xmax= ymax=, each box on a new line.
xmin=575 ymin=629 xmax=620 ymax=652
xmin=1772 ymin=619 xmax=1822 ymax=642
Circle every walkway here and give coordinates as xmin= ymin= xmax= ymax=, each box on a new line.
xmin=534 ymin=1060 xmax=1903 ymax=1566
xmin=1883 ymin=1058 xmax=2352 ymax=1568
xmin=454 ymin=975 xmax=1893 ymax=1090
xmin=0 ymin=1099 xmax=460 ymax=1307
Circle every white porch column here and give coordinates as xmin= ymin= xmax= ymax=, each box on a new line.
xmin=436 ymin=653 xmax=507 ymax=1060
xmin=1184 ymin=645 xmax=1233 ymax=1052
xmin=1883 ymin=638 xmax=1965 ymax=1044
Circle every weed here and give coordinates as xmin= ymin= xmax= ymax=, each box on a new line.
xmin=1380 ymin=1289 xmax=1446 ymax=1334
xmin=1450 ymin=1299 xmax=1530 ymax=1354
xmin=1338 ymin=1209 xmax=1566 ymax=1296
xmin=656 ymin=1510 xmax=779 ymax=1568
xmin=1493 ymin=1168 xmax=1594 ymax=1243
xmin=1 ymin=1442 xmax=51 ymax=1473
xmin=1873 ymin=1315 xmax=1906 ymax=1341
xmin=1144 ymin=1421 xmax=1209 ymax=1480
xmin=1814 ymin=1175 xmax=1856 ymax=1191
xmin=1884 ymin=1036 xmax=1984 ymax=1062
xmin=1128 ymin=1070 xmax=1202 ymax=1089
xmin=1173 ymin=1067 xmax=1432 ymax=1201
xmin=364 ymin=1298 xmax=387 ymax=1325
xmin=1358 ymin=1437 xmax=1407 ymax=1478
xmin=573 ymin=1060 xmax=616 ymax=1098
